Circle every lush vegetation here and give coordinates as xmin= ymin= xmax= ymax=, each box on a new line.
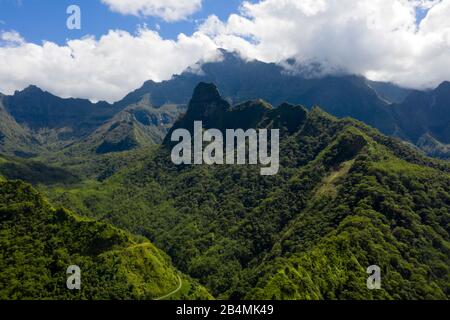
xmin=0 ymin=179 xmax=211 ymax=300
xmin=0 ymin=154 xmax=79 ymax=186
xmin=36 ymin=84 xmax=450 ymax=300
xmin=0 ymin=82 xmax=448 ymax=300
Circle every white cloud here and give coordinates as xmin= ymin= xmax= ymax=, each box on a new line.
xmin=0 ymin=30 xmax=24 ymax=44
xmin=0 ymin=28 xmax=220 ymax=102
xmin=1 ymin=0 xmax=450 ymax=103
xmin=413 ymin=0 xmax=442 ymax=9
xmin=199 ymin=0 xmax=450 ymax=89
xmin=101 ymin=0 xmax=202 ymax=22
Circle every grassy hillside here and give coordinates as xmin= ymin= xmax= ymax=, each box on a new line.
xmin=0 ymin=179 xmax=212 ymax=300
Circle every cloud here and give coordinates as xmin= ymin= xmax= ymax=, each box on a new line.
xmin=101 ymin=0 xmax=202 ymax=22
xmin=0 ymin=30 xmax=24 ymax=44
xmin=199 ymin=0 xmax=450 ymax=89
xmin=412 ymin=0 xmax=442 ymax=9
xmin=0 ymin=28 xmax=220 ymax=102
xmin=1 ymin=0 xmax=450 ymax=102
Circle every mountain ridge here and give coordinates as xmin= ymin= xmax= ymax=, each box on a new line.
xmin=40 ymin=83 xmax=449 ymax=299
xmin=1 ymin=51 xmax=449 ymax=160
xmin=0 ymin=178 xmax=212 ymax=300
xmin=111 ymin=51 xmax=450 ymax=159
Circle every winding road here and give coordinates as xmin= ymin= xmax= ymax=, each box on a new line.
xmin=153 ymin=275 xmax=182 ymax=300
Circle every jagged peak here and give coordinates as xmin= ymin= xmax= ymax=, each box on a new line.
xmin=15 ymin=84 xmax=45 ymax=95
xmin=185 ymin=82 xmax=230 ymax=123
xmin=191 ymin=82 xmax=222 ymax=103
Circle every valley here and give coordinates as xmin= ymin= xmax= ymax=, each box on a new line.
xmin=0 ymin=53 xmax=449 ymax=300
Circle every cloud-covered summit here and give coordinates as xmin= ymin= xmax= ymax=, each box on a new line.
xmin=200 ymin=0 xmax=450 ymax=89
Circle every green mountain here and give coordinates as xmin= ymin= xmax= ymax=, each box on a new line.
xmin=165 ymin=83 xmax=307 ymax=145
xmin=0 ymin=85 xmax=188 ymax=160
xmin=0 ymin=154 xmax=79 ymax=186
xmin=113 ymin=51 xmax=449 ymax=159
xmin=67 ymin=97 xmax=186 ymax=156
xmin=1 ymin=52 xmax=448 ymax=160
xmin=392 ymin=81 xmax=450 ymax=146
xmin=0 ymin=86 xmax=119 ymax=156
xmin=0 ymin=178 xmax=211 ymax=300
xmin=44 ymin=83 xmax=450 ymax=300
xmin=4 ymin=85 xmax=117 ymax=139
xmin=0 ymin=94 xmax=41 ymax=158
xmin=366 ymin=80 xmax=412 ymax=104
xmin=297 ymin=76 xmax=397 ymax=135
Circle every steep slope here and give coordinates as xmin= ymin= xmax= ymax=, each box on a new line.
xmin=296 ymin=76 xmax=397 ymax=135
xmin=165 ymin=82 xmax=308 ymax=142
xmin=65 ymin=97 xmax=185 ymax=156
xmin=0 ymin=94 xmax=41 ymax=157
xmin=0 ymin=179 xmax=211 ymax=300
xmin=392 ymin=81 xmax=450 ymax=146
xmin=115 ymin=51 xmax=450 ymax=157
xmin=417 ymin=134 xmax=450 ymax=159
xmin=3 ymin=85 xmax=120 ymax=148
xmin=117 ymin=51 xmax=395 ymax=114
xmin=366 ymin=80 xmax=412 ymax=104
xmin=242 ymin=131 xmax=450 ymax=299
xmin=46 ymin=83 xmax=450 ymax=300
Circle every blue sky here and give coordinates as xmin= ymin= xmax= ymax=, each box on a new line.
xmin=0 ymin=0 xmax=447 ymax=102
xmin=0 ymin=0 xmax=431 ymax=46
xmin=0 ymin=0 xmax=245 ymax=44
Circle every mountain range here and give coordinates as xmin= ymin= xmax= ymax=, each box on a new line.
xmin=18 ymin=82 xmax=446 ymax=300
xmin=0 ymin=52 xmax=449 ymax=300
xmin=0 ymin=50 xmax=449 ymax=160
xmin=0 ymin=177 xmax=211 ymax=300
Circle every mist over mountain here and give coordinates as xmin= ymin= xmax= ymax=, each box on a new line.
xmin=116 ymin=51 xmax=450 ymax=159
xmin=117 ymin=50 xmax=411 ymax=108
